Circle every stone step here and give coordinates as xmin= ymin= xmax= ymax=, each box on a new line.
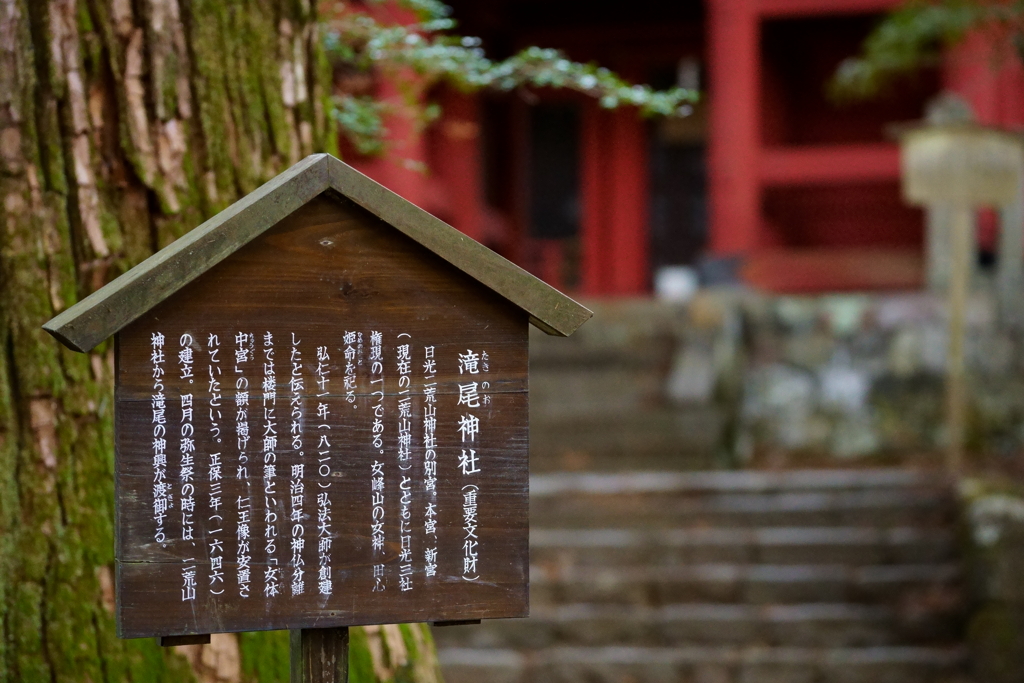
xmin=433 ymin=603 xmax=963 ymax=649
xmin=532 ymin=469 xmax=949 ymax=495
xmin=529 ymin=369 xmax=667 ymax=419
xmin=527 ymin=299 xmax=684 ymax=369
xmin=528 ymin=333 xmax=674 ymax=370
xmin=438 ymin=645 xmax=969 ymax=683
xmin=529 ymin=563 xmax=962 ymax=607
xmin=530 ymin=527 xmax=955 ymax=567
xmin=532 ymin=487 xmax=953 ymax=529
xmin=529 ymin=410 xmax=725 ymax=472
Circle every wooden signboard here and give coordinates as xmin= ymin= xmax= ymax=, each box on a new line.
xmin=44 ymin=154 xmax=591 ymax=640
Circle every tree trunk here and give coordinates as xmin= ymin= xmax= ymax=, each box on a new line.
xmin=0 ymin=0 xmax=441 ymax=681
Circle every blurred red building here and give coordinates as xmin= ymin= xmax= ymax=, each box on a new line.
xmin=345 ymin=0 xmax=1024 ymax=295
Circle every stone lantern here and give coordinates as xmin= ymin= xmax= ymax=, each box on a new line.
xmin=898 ymin=97 xmax=1024 ymax=468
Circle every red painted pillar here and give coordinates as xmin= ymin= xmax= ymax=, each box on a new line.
xmin=340 ymin=4 xmax=435 ymax=208
xmin=581 ymin=105 xmax=610 ymax=295
xmin=944 ymin=32 xmax=1002 ymax=125
xmin=348 ymin=75 xmax=431 ymax=209
xmin=430 ymin=89 xmax=485 ymax=241
xmin=999 ymin=60 xmax=1024 ymax=129
xmin=944 ymin=32 xmax=1024 ymax=129
xmin=580 ymin=104 xmax=651 ymax=295
xmin=707 ymin=0 xmax=762 ymax=254
xmin=607 ymin=109 xmax=650 ymax=294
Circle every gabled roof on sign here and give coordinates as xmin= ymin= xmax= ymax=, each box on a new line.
xmin=43 ymin=153 xmax=592 ymax=353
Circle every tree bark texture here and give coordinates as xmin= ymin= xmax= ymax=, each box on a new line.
xmin=0 ymin=0 xmax=441 ymax=681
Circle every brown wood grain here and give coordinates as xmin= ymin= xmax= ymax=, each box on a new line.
xmin=114 ymin=193 xmax=530 ymax=638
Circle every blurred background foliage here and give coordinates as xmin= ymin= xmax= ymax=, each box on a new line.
xmin=832 ymin=0 xmax=1024 ymax=100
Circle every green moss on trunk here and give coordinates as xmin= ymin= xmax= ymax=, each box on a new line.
xmin=0 ymin=1 xmax=442 ymax=681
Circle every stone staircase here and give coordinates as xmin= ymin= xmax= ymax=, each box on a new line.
xmin=524 ymin=300 xmax=733 ymax=474
xmin=433 ymin=301 xmax=969 ymax=682
xmin=434 ymin=468 xmax=969 ymax=682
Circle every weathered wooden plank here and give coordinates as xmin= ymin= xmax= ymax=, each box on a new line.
xmin=43 ymin=154 xmax=591 ymax=353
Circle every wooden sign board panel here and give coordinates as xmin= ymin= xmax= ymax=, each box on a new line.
xmin=114 ymin=192 xmax=529 ymax=638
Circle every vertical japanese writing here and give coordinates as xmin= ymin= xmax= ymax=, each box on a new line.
xmin=458 ymin=349 xmax=482 ymax=582
xmin=288 ymin=334 xmax=305 ymax=597
xmin=179 ymin=334 xmax=196 ymax=545
xmin=237 ymin=495 xmax=252 ymax=597
xmin=182 ymin=559 xmax=197 ymax=602
xmin=399 ymin=476 xmax=413 ymax=591
xmin=460 ymin=484 xmax=479 ymax=581
xmin=136 ymin=320 xmax=524 ymax=615
xmin=179 ymin=333 xmax=197 ymax=601
xmin=207 ymin=334 xmax=225 ymax=595
xmin=370 ymin=331 xmax=386 ymax=590
xmin=343 ymin=332 xmax=357 ymax=403
xmin=397 ymin=336 xmax=413 ymax=592
xmin=262 ymin=333 xmax=280 ymax=597
xmin=315 ymin=345 xmax=333 ymax=596
xmin=370 ymin=331 xmax=384 ymax=454
xmin=234 ymin=332 xmax=254 ymax=598
xmin=371 ymin=460 xmax=385 ymax=592
xmin=422 ymin=345 xmax=438 ymax=578
xmin=481 ymin=351 xmax=492 ymax=404
xmin=151 ymin=332 xmax=170 ymax=544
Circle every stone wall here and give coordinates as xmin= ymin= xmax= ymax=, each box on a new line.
xmin=732 ymin=290 xmax=1024 ymax=462
xmin=961 ymin=478 xmax=1024 ymax=683
xmin=535 ymin=290 xmax=1024 ymax=467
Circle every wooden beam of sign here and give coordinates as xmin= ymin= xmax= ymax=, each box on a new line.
xmin=159 ymin=634 xmax=211 ymax=647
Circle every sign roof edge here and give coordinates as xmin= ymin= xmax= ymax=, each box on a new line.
xmin=43 ymin=154 xmax=591 ymax=352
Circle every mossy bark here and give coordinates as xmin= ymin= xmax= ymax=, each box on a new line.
xmin=0 ymin=1 xmax=438 ymax=681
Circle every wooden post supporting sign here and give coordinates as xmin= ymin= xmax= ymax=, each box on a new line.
xmin=42 ymin=154 xmax=591 ymax=673
xmin=291 ymin=627 xmax=349 ymax=683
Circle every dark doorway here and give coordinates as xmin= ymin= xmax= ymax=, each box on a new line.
xmin=529 ymin=104 xmax=581 ymax=240
xmin=650 ymin=138 xmax=707 ymax=268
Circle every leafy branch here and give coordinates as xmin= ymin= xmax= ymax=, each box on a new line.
xmin=324 ymin=1 xmax=699 ymax=156
xmin=830 ymin=0 xmax=1024 ymax=101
